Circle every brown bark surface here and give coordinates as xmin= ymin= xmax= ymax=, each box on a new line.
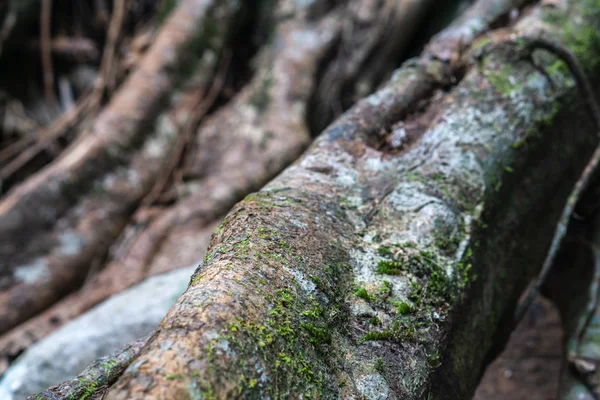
xmin=101 ymin=0 xmax=600 ymax=398
xmin=3 ymin=0 xmax=600 ymax=398
xmin=0 ymin=0 xmax=452 ymax=374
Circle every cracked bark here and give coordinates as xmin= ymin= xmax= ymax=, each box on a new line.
xmin=0 ymin=0 xmax=453 ymax=375
xmin=93 ymin=0 xmax=600 ymax=399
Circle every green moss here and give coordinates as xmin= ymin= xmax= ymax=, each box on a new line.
xmin=546 ymin=59 xmax=570 ymax=80
xmin=215 ymin=220 xmax=225 ymax=234
xmin=362 ymin=329 xmax=393 ymax=341
xmin=249 ymin=74 xmax=274 ymax=113
xmin=362 ymin=320 xmax=420 ymax=342
xmin=310 ymin=275 xmax=322 ymax=287
xmin=434 ymin=235 xmax=461 ymax=254
xmin=77 ymin=378 xmax=98 ymax=400
xmin=212 ymin=277 xmax=346 ymax=397
xmin=511 ymin=99 xmax=562 ymax=150
xmin=486 ymin=65 xmax=519 ymax=97
xmin=562 ymin=5 xmax=600 ymax=70
xmin=167 ymin=373 xmax=183 ymax=380
xmin=378 ymin=246 xmax=394 ymax=256
xmin=379 ymin=280 xmax=392 ymax=297
xmin=195 ymin=196 xmax=354 ymax=398
xmin=377 ymin=259 xmax=403 ymax=275
xmin=354 ymin=287 xmax=374 ymax=301
xmin=427 ymin=352 xmax=442 ymax=368
xmin=243 ymin=192 xmax=297 ymax=210
xmin=374 ymin=358 xmax=385 ymax=374
xmin=301 ymin=322 xmax=332 ymax=346
xmin=393 ymin=301 xmax=415 ymax=315
xmin=101 ymin=359 xmax=119 ymax=371
xmin=429 ymin=172 xmax=445 ymax=182
xmin=408 ymin=281 xmax=424 ymax=303
xmin=472 ymin=36 xmax=492 ymax=52
xmin=405 ymin=171 xmax=426 ymax=183
xmin=191 ymin=273 xmax=204 ymax=286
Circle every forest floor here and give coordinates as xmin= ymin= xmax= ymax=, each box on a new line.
xmin=475 ymin=297 xmax=563 ymax=400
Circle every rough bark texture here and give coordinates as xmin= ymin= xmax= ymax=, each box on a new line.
xmin=99 ymin=0 xmax=600 ymax=398
xmin=26 ymin=338 xmax=147 ymax=400
xmin=0 ymin=0 xmax=456 ymax=373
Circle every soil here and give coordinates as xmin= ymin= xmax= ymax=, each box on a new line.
xmin=474 ymin=297 xmax=563 ymax=400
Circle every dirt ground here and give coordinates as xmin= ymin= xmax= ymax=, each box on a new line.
xmin=474 ymin=297 xmax=563 ymax=400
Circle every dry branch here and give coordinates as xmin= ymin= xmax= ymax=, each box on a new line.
xmin=26 ymin=338 xmax=147 ymax=400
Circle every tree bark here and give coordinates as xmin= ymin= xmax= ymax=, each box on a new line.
xmin=0 ymin=0 xmax=460 ymax=374
xmin=0 ymin=0 xmax=242 ymax=335
xmin=26 ymin=338 xmax=147 ymax=400
xmin=92 ymin=0 xmax=600 ymax=398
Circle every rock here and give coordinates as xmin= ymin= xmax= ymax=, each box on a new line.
xmin=0 ymin=265 xmax=196 ymax=399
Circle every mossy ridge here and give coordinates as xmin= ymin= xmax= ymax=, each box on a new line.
xmin=404 ymin=170 xmax=480 ymax=215
xmin=207 ymin=261 xmax=350 ymax=399
xmin=191 ymin=192 xmax=353 ymax=399
xmin=363 ymin=240 xmax=475 ymax=353
xmin=542 ymin=0 xmax=600 ymax=71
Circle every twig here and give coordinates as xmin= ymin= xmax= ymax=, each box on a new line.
xmin=40 ymin=0 xmax=56 ymax=104
xmin=0 ymin=0 xmax=128 ymax=182
xmin=567 ymin=242 xmax=600 ymax=360
xmin=25 ymin=337 xmax=147 ymax=400
xmin=0 ymin=0 xmax=127 ymax=182
xmin=513 ymin=37 xmax=600 ymax=326
xmin=141 ymin=50 xmax=231 ymax=208
xmin=0 ymin=93 xmax=97 ymax=182
xmin=98 ymin=0 xmax=127 ymax=94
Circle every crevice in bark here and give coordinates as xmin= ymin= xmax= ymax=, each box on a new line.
xmin=306 ymin=0 xmax=450 ymax=136
xmin=304 ymin=31 xmax=342 ymax=137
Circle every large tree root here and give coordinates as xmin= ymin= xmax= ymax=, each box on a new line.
xmin=94 ymin=0 xmax=600 ymax=398
xmin=0 ymin=0 xmax=462 ymax=374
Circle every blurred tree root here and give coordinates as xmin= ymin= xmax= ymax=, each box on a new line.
xmin=0 ymin=0 xmax=242 ymax=337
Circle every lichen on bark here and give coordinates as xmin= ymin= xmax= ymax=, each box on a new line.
xmin=99 ymin=0 xmax=600 ymax=398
